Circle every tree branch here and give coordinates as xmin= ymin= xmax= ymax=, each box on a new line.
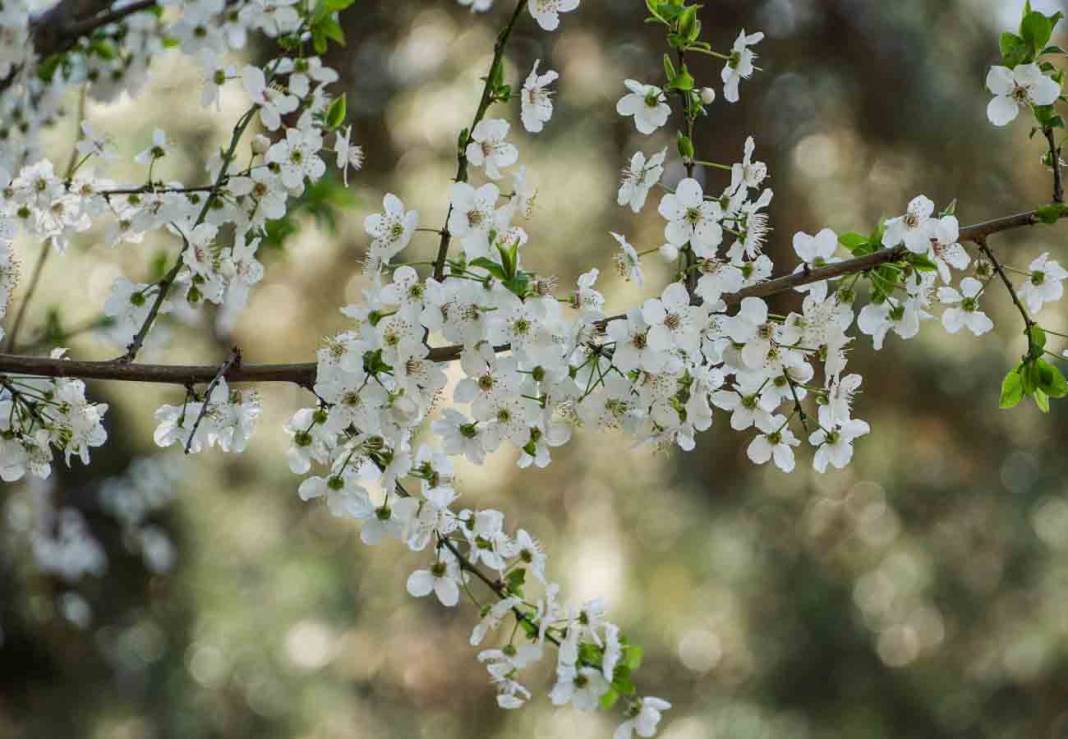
xmin=0 ymin=208 xmax=1055 ymax=388
xmin=1045 ymin=126 xmax=1064 ymax=204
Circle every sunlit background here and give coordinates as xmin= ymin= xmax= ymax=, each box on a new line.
xmin=4 ymin=0 xmax=1068 ymax=736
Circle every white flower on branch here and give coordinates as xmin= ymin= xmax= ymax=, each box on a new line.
xmin=938 ymin=277 xmax=994 ymax=336
xmin=722 ymin=29 xmax=764 ymax=103
xmin=521 ymin=60 xmax=559 ymax=133
xmin=364 ymin=193 xmax=418 ymax=265
xmin=1018 ymin=252 xmax=1068 ymax=314
xmin=466 ymin=118 xmax=518 ymax=180
xmin=616 ymin=80 xmax=671 ymax=135
xmin=658 ymin=177 xmax=724 ymax=258
xmin=986 ymin=63 xmax=1061 ymax=127
xmin=529 ymin=0 xmax=580 ymax=32
xmin=618 ymin=148 xmax=666 ymax=213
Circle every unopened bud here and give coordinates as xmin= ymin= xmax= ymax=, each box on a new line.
xmin=700 ymin=87 xmax=716 ymax=105
xmin=659 ymin=243 xmax=679 ymax=261
xmin=251 ymin=134 xmax=270 ymax=155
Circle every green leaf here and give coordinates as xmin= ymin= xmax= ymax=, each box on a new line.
xmin=676 ymin=132 xmax=694 ymax=159
xmin=1022 ymin=11 xmax=1055 ymax=54
xmin=1034 ymin=387 xmax=1051 ymax=412
xmin=838 ymin=232 xmax=870 ymax=254
xmin=469 ymin=257 xmax=506 ymax=280
xmin=677 ymin=5 xmax=699 ymax=38
xmin=669 ymin=69 xmax=695 ymax=91
xmin=1001 ymin=31 xmax=1033 ymax=66
xmin=599 ymin=687 xmax=620 ymax=710
xmin=36 ymin=54 xmax=64 ymax=82
xmin=505 ymin=567 xmax=526 ymax=595
xmin=1029 ymin=324 xmax=1048 ymax=356
xmin=1000 ymin=367 xmax=1025 ymax=409
xmin=624 ymin=644 xmax=643 ymax=670
xmin=1036 ymin=201 xmax=1068 ymax=224
xmin=662 ymin=54 xmax=677 ymax=82
xmin=1036 ymin=359 xmax=1068 ymax=398
xmin=325 ymin=94 xmax=347 ymax=130
xmin=89 ymin=39 xmax=117 ymax=60
xmin=906 ymin=253 xmax=939 ymax=272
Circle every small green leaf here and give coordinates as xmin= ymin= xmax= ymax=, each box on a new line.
xmin=469 ymin=257 xmax=506 ymax=280
xmin=1036 ymin=201 xmax=1068 ymax=224
xmin=1029 ymin=324 xmax=1048 ymax=356
xmin=599 ymin=687 xmax=620 ymax=710
xmin=325 ymin=94 xmax=347 ymax=130
xmin=624 ymin=644 xmax=643 ymax=670
xmin=838 ymin=232 xmax=870 ymax=254
xmin=1022 ymin=11 xmax=1055 ymax=55
xmin=906 ymin=253 xmax=939 ymax=272
xmin=669 ymin=69 xmax=695 ymax=91
xmin=1001 ymin=31 xmax=1032 ymax=66
xmin=676 ymin=132 xmax=694 ymax=159
xmin=677 ymin=5 xmax=699 ymax=38
xmin=662 ymin=54 xmax=677 ymax=82
xmin=1000 ymin=367 xmax=1025 ymax=408
xmin=1034 ymin=387 xmax=1051 ymax=412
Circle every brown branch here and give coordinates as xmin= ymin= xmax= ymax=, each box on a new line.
xmin=183 ymin=347 xmax=240 ymax=453
xmin=976 ymin=236 xmax=1037 ymax=358
xmin=2 ymin=0 xmax=158 ymax=94
xmin=1045 ymin=127 xmax=1064 ymax=204
xmin=0 ymin=208 xmax=1054 ymax=388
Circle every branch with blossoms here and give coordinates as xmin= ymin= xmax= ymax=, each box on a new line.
xmin=4 ymin=0 xmax=1068 ymax=735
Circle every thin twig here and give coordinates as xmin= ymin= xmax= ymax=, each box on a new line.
xmin=785 ymin=372 xmax=810 ymax=434
xmin=118 ymin=106 xmax=258 ymax=363
xmin=432 ymin=0 xmax=528 ymax=281
xmin=183 ymin=347 xmax=241 ymax=454
xmin=675 ymin=46 xmax=700 ymax=297
xmin=1045 ymin=127 xmax=1064 ymax=204
xmin=976 ymin=236 xmax=1036 ymax=355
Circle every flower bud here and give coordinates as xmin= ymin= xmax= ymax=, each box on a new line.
xmin=700 ymin=87 xmax=716 ymax=105
xmin=251 ymin=134 xmax=270 ymax=155
xmin=659 ymin=243 xmax=679 ymax=261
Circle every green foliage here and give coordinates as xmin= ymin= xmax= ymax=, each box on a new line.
xmin=486 ymin=58 xmax=512 ymax=103
xmin=904 ymin=252 xmax=939 ymax=272
xmin=504 ymin=567 xmax=526 ymax=596
xmin=676 ymin=132 xmax=695 ymax=159
xmin=309 ymin=0 xmax=357 ymax=54
xmin=1000 ymin=4 xmax=1064 ymax=67
xmin=325 ymin=94 xmax=347 ymax=130
xmin=1036 ymin=201 xmax=1068 ymax=224
xmin=262 ymin=175 xmax=357 ymax=251
xmin=1001 ymin=325 xmax=1068 ymax=412
xmin=837 ymin=231 xmax=870 ymax=254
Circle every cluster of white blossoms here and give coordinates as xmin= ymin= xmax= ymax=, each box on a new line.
xmin=0 ymin=351 xmax=108 ymax=482
xmin=154 ymin=380 xmax=261 ymax=454
xmin=0 ymin=0 xmax=1067 ymax=735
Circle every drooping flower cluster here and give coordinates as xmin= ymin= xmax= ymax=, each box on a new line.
xmin=0 ymin=352 xmax=108 ymax=482
xmin=154 ymin=380 xmax=261 ymax=454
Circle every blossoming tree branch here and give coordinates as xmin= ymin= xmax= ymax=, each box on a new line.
xmin=1 ymin=0 xmax=1067 ymax=735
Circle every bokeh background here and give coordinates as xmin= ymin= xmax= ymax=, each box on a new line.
xmin=4 ymin=0 xmax=1068 ymax=736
